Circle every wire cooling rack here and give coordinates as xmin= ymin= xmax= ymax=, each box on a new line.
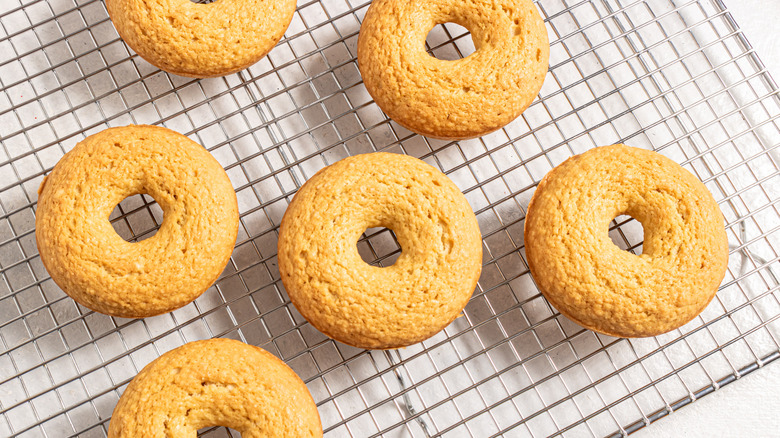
xmin=0 ymin=0 xmax=778 ymax=436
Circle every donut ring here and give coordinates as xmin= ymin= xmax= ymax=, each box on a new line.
xmin=108 ymin=339 xmax=323 ymax=437
xmin=357 ymin=0 xmax=549 ymax=140
xmin=35 ymin=125 xmax=239 ymax=318
xmin=524 ymin=145 xmax=729 ymax=337
xmin=106 ymin=0 xmax=297 ymax=78
xmin=278 ymin=153 xmax=483 ymax=349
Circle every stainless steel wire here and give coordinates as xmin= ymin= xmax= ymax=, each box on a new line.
xmin=0 ymin=0 xmax=778 ymax=436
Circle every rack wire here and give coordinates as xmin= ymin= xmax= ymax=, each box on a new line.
xmin=0 ymin=0 xmax=778 ymax=436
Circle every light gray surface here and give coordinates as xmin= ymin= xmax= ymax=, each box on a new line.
xmin=727 ymin=0 xmax=780 ymax=80
xmin=635 ymin=364 xmax=780 ymax=437
xmin=636 ymin=0 xmax=780 ymax=436
xmin=0 ymin=0 xmax=778 ymax=437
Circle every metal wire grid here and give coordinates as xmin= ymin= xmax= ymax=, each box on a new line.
xmin=0 ymin=0 xmax=778 ymax=436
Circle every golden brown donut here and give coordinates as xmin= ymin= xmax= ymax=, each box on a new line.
xmin=108 ymin=338 xmax=323 ymax=437
xmin=357 ymin=0 xmax=549 ymax=140
xmin=106 ymin=0 xmax=298 ymax=78
xmin=278 ymin=153 xmax=483 ymax=349
xmin=524 ymin=145 xmax=729 ymax=337
xmin=35 ymin=125 xmax=239 ymax=318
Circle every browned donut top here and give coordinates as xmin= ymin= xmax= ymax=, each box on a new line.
xmin=524 ymin=145 xmax=729 ymax=337
xmin=35 ymin=125 xmax=238 ymax=318
xmin=108 ymin=339 xmax=322 ymax=437
xmin=106 ymin=0 xmax=297 ymax=77
xmin=278 ymin=153 xmax=483 ymax=349
xmin=358 ymin=0 xmax=549 ymax=139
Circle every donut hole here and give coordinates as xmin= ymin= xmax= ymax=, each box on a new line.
xmin=356 ymin=227 xmax=402 ymax=267
xmin=110 ymin=194 xmax=164 ymax=243
xmin=197 ymin=426 xmax=240 ymax=436
xmin=425 ymin=23 xmax=476 ymax=61
xmin=609 ymin=214 xmax=645 ymax=255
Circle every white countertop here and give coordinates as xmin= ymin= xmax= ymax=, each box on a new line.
xmin=635 ymin=1 xmax=780 ymax=436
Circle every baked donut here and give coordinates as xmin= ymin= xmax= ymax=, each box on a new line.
xmin=108 ymin=338 xmax=322 ymax=437
xmin=524 ymin=145 xmax=729 ymax=338
xmin=278 ymin=153 xmax=483 ymax=349
xmin=106 ymin=0 xmax=297 ymax=77
xmin=36 ymin=125 xmax=239 ymax=318
xmin=357 ymin=0 xmax=549 ymax=140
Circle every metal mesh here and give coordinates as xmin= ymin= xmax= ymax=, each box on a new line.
xmin=0 ymin=0 xmax=778 ymax=436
